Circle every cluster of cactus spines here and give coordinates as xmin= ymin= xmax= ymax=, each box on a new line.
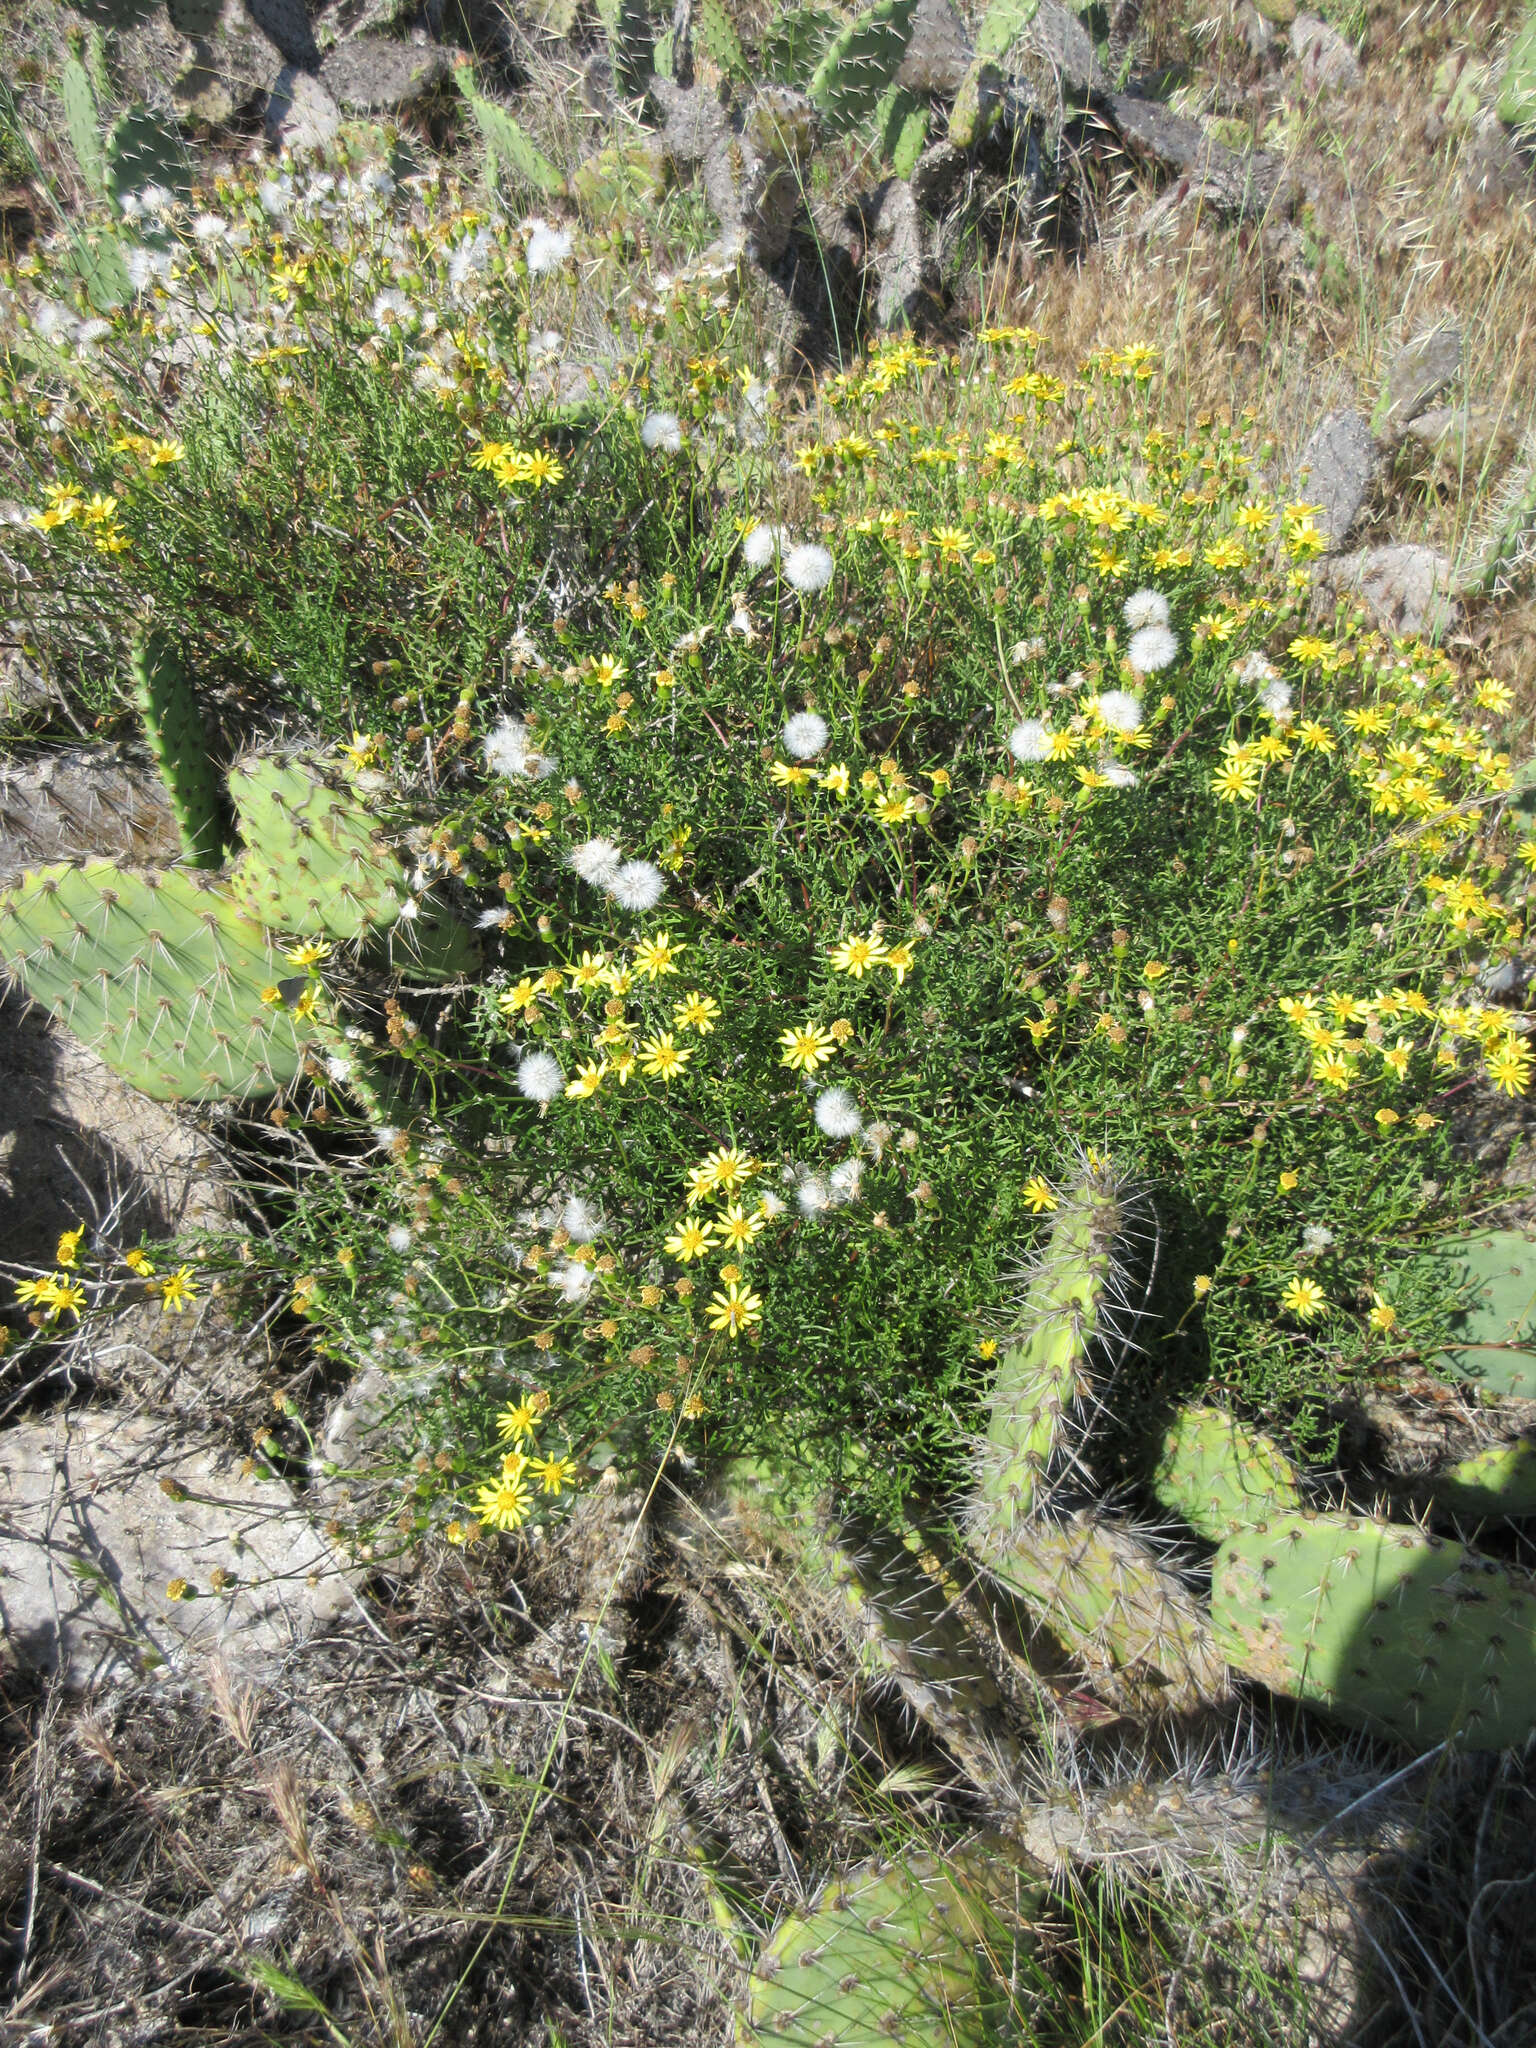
xmin=809 ymin=0 xmax=921 ymax=135
xmin=761 ymin=2 xmax=844 ymax=87
xmin=0 ymin=862 xmax=312 ymax=1101
xmin=1151 ymin=1404 xmax=1304 ymax=1544
xmin=743 ymin=85 xmax=821 ymax=168
xmin=968 ymin=1166 xmax=1126 ymax=1543
xmin=695 ymin=0 xmax=748 ymax=80
xmin=986 ymin=1512 xmax=1230 ymax=1717
xmin=1462 ymin=453 xmax=1536 ymax=599
xmin=451 ymin=58 xmax=567 ymax=201
xmin=227 ymin=756 xmax=407 ymax=943
xmin=876 ymin=83 xmax=930 ymax=177
xmin=947 ymin=56 xmax=1005 ymax=150
xmin=131 ymin=631 xmax=225 ymax=871
xmin=1210 ymin=1511 xmax=1536 ymax=1751
xmin=741 ymin=1842 xmax=1040 ymax=2048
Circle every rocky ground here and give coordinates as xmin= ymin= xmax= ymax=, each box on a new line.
xmin=3 ymin=1 xmax=1536 ymax=2043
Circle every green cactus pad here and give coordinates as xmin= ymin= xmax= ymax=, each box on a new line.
xmin=988 ymin=1513 xmax=1229 ymax=1716
xmin=62 ymin=52 xmax=107 ymax=193
xmin=875 ymin=83 xmax=929 ymax=175
xmin=1418 ymin=1439 xmax=1536 ymax=1521
xmin=451 ymin=63 xmax=566 ymax=200
xmin=975 ymin=0 xmax=1042 ymax=61
xmin=1497 ymin=2 xmax=1536 ymax=128
xmin=809 ymin=0 xmax=920 ymax=134
xmin=228 ymin=756 xmax=408 ymax=943
xmin=1151 ymin=1403 xmax=1303 ymax=1543
xmin=0 ymin=862 xmax=311 ymax=1101
xmin=131 ymin=630 xmax=224 ymax=870
xmin=1433 ymin=1230 xmax=1536 ymax=1398
xmin=762 ymin=3 xmax=842 ymax=86
xmin=696 ymin=0 xmax=748 ymax=79
xmin=69 ymin=229 xmax=134 ymax=312
xmin=741 ymin=1843 xmax=1042 ymax=2048
xmin=948 ymin=57 xmax=1004 ymax=150
xmin=1211 ymin=1511 xmax=1536 ymax=1750
xmin=970 ymin=1171 xmax=1122 ymax=1538
xmin=104 ymin=108 xmax=191 ymax=213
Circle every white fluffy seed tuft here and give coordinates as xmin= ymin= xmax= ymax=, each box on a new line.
xmin=516 ymin=1052 xmax=564 ymax=1102
xmin=814 ymin=1086 xmax=864 ymax=1139
xmin=782 ymin=711 xmax=829 ymax=759
xmin=525 ymin=224 xmax=573 ymax=274
xmin=1092 ymin=690 xmax=1144 ymax=734
xmin=1127 ymin=624 xmax=1179 ymax=674
xmin=1009 ymin=718 xmax=1052 ymax=763
xmin=783 ymin=542 xmax=834 ymax=592
xmin=609 ymin=860 xmax=666 ymax=912
xmin=567 ymin=838 xmax=623 ymax=889
xmin=640 ymin=410 xmax=683 ymax=453
xmin=1122 ymin=588 xmax=1170 ymax=631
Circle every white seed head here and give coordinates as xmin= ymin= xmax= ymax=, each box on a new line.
xmin=525 ymin=224 xmax=573 ymax=275
xmin=742 ymin=522 xmax=788 ymax=568
xmin=516 ymin=1052 xmax=565 ymax=1102
xmin=1009 ymin=718 xmax=1052 ymax=763
xmin=814 ymin=1086 xmax=864 ymax=1139
xmin=484 ymin=714 xmax=556 ymax=780
xmin=551 ymin=1259 xmax=594 ymax=1302
xmin=641 ymin=410 xmax=683 ymax=452
xmin=561 ymin=1194 xmax=601 ymax=1242
xmin=783 ymin=542 xmax=834 ymax=592
xmin=1092 ymin=689 xmax=1144 ymax=734
xmin=387 ymin=1224 xmax=413 ymax=1253
xmin=567 ymin=838 xmax=624 ymax=889
xmin=1100 ymin=760 xmax=1139 ymax=788
xmin=828 ymin=1157 xmax=864 ymax=1204
xmin=1122 ymin=587 xmax=1170 ymax=631
xmin=609 ymin=860 xmax=666 ymax=912
xmin=782 ymin=711 xmax=829 ymax=759
xmin=796 ymin=1176 xmax=831 ymax=1217
xmin=1127 ymin=624 xmax=1180 ymax=674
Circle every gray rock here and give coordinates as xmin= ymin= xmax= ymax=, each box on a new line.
xmin=1013 ymin=0 xmax=1106 ymax=97
xmin=170 ymin=0 xmax=294 ymax=125
xmin=0 ymin=745 xmax=180 ymax=888
xmin=895 ymin=0 xmax=973 ymax=97
xmin=1403 ymin=401 xmax=1520 ymax=478
xmin=1290 ymin=11 xmax=1360 ymax=93
xmin=1376 ymin=325 xmax=1463 ymax=437
xmin=1109 ymin=93 xmax=1292 ymax=221
xmin=1317 ymin=544 xmax=1459 ymax=640
xmin=869 ymin=177 xmax=942 ymax=329
xmin=1294 ymin=409 xmax=1376 ymax=550
xmin=0 ymin=1410 xmax=358 ymax=1687
xmin=319 ymin=37 xmax=449 ymax=113
xmin=1462 ymin=112 xmax=1534 ymax=202
xmin=263 ymin=63 xmax=342 ymax=150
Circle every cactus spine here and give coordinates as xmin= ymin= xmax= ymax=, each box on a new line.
xmin=809 ymin=0 xmax=920 ymax=134
xmin=131 ymin=631 xmax=225 ymax=870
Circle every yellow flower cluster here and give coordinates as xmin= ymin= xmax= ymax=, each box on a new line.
xmin=1278 ymin=987 xmax=1528 ymax=1098
xmin=466 ymin=439 xmax=565 ymax=492
xmin=474 ymin=1385 xmax=577 ymax=1532
xmin=11 ymin=1226 xmax=193 ymax=1323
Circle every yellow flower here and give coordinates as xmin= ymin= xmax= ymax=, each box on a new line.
xmin=532 ymin=1455 xmax=578 ymax=1495
xmin=610 ymin=1052 xmax=637 ymax=1086
xmin=601 ymin=961 xmax=635 ymax=995
xmin=499 ymin=977 xmax=541 ymax=1018
xmin=1375 ymin=1108 xmax=1400 ymax=1128
xmin=474 ymin=1477 xmax=532 ymax=1530
xmin=145 ymin=439 xmax=185 ymax=466
xmin=1312 ymin=1051 xmax=1356 ymax=1091
xmin=706 ymin=1281 xmax=763 ymax=1339
xmin=155 ymin=1266 xmax=198 ymax=1314
xmin=640 ymin=1032 xmax=690 ymax=1081
xmin=874 ymin=791 xmax=916 ymax=824
xmin=1473 ymin=677 xmax=1513 ymax=714
xmin=500 ymin=1449 xmax=530 ymax=1482
xmin=820 ymin=763 xmax=851 ymax=798
xmin=1486 ymin=1037 xmax=1533 ymax=1097
xmin=771 ymin=761 xmax=813 ymax=789
xmin=1278 ymin=1170 xmax=1300 ymax=1193
xmin=1280 ymin=1275 xmax=1327 ymax=1322
xmin=540 ymin=968 xmax=564 ymax=993
xmin=1212 ymin=760 xmax=1259 ymax=804
xmin=780 ymin=1022 xmax=837 ymax=1073
xmin=633 ymin=932 xmax=686 ymax=981
xmin=124 ymin=1247 xmax=156 ymax=1277
xmin=496 ymin=1400 xmax=540 ymax=1444
xmin=929 ymin=525 xmax=973 ymax=556
xmin=1367 ymin=1293 xmax=1398 ymax=1333
xmin=698 ymin=1146 xmax=755 ymax=1195
xmin=883 ymin=942 xmax=917 ymax=985
xmin=829 ymin=931 xmax=889 ymax=978
xmin=666 ymin=1218 xmax=715 ymax=1262
xmin=56 ymin=1225 xmax=85 ymax=1269
xmin=1193 ymin=1275 xmax=1213 ymax=1299
xmin=977 ymin=1338 xmax=998 ymax=1359
xmin=1021 ymin=1175 xmax=1057 ymax=1214
xmin=715 ymin=1204 xmax=765 ymax=1252
xmin=568 ymin=950 xmax=609 ymax=991
xmin=565 ymin=1060 xmax=607 ymax=1099
xmin=673 ymin=990 xmax=721 ymax=1035
xmin=286 ymin=939 xmax=332 ymax=967
xmin=1295 ymin=720 xmax=1335 ymax=754
xmin=1379 ymin=1037 xmax=1413 ymax=1080
xmin=14 ymin=1275 xmax=62 ymax=1311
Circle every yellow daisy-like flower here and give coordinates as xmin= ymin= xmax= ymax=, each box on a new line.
xmin=633 ymin=932 xmax=686 ymax=981
xmin=532 ymin=1455 xmax=578 ymax=1495
xmin=601 ymin=961 xmax=635 ymax=995
xmin=286 ymin=939 xmax=332 ymax=967
xmin=565 ymin=1060 xmax=607 ymax=1099
xmin=830 ymin=932 xmax=889 ymax=978
xmin=640 ymin=1032 xmax=690 ymax=1081
xmin=699 ymin=1146 xmax=755 ymax=1196
xmin=496 ymin=1400 xmax=540 ymax=1445
xmin=883 ymin=942 xmax=917 ymax=985
xmin=123 ymin=1247 xmax=156 ymax=1277
xmin=475 ymin=1477 xmax=533 ymax=1531
xmin=673 ymin=991 xmax=722 ymax=1035
xmin=568 ymin=950 xmax=609 ymax=991
xmin=610 ymin=1052 xmax=637 ymax=1086
xmin=706 ymin=1281 xmax=763 ymax=1339
xmin=1486 ymin=1037 xmax=1534 ymax=1097
xmin=55 ymin=1225 xmax=85 ymax=1269
xmin=1367 ymin=1293 xmax=1398 ymax=1333
xmin=1212 ymin=760 xmax=1259 ymax=804
xmin=779 ymin=1022 xmax=837 ymax=1073
xmin=1295 ymin=720 xmax=1335 ymax=754
xmin=874 ymin=792 xmax=916 ymax=824
xmin=14 ymin=1276 xmax=62 ymax=1310
xmin=155 ymin=1266 xmax=199 ymax=1315
xmin=820 ymin=763 xmax=851 ymax=798
xmin=1278 ymin=1170 xmax=1300 ymax=1193
xmin=771 ymin=761 xmax=814 ymax=789
xmin=666 ymin=1217 xmax=716 ymax=1262
xmin=1312 ymin=1051 xmax=1356 ymax=1091
xmin=1280 ymin=1275 xmax=1327 ymax=1322
xmin=714 ymin=1204 xmax=765 ymax=1253
xmin=1021 ymin=1175 xmax=1057 ymax=1214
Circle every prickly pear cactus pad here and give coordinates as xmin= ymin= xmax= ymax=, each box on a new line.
xmin=741 ymin=1844 xmax=1042 ymax=2048
xmin=228 ymin=755 xmax=408 ymax=942
xmin=131 ymin=629 xmax=224 ymax=869
xmin=1152 ymin=1403 xmax=1304 ymax=1542
xmin=1432 ymin=1231 xmax=1536 ymax=1398
xmin=1211 ymin=1511 xmax=1536 ymax=1749
xmin=0 ymin=862 xmax=313 ymax=1100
